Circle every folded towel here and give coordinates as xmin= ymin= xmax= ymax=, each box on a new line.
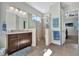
xmin=43 ymin=49 xmax=52 ymax=56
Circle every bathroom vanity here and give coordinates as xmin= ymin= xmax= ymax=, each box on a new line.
xmin=6 ymin=29 xmax=36 ymax=55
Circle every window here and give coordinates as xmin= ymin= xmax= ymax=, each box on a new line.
xmin=52 ymin=17 xmax=59 ymax=28
xmin=32 ymin=15 xmax=41 ymax=23
xmin=53 ymin=31 xmax=60 ymax=40
xmin=32 ymin=15 xmax=41 ymax=28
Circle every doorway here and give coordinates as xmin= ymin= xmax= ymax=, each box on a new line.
xmin=32 ymin=15 xmax=42 ymax=45
xmin=64 ymin=10 xmax=78 ymax=45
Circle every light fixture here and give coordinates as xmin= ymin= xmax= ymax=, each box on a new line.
xmin=15 ymin=8 xmax=19 ymax=12
xmin=9 ymin=6 xmax=27 ymax=16
xmin=23 ymin=12 xmax=26 ymax=15
xmin=9 ymin=6 xmax=14 ymax=10
xmin=19 ymin=10 xmax=22 ymax=13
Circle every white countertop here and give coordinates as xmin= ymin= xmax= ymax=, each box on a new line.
xmin=6 ymin=29 xmax=36 ymax=34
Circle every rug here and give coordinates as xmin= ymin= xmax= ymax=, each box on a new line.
xmin=10 ymin=47 xmax=32 ymax=56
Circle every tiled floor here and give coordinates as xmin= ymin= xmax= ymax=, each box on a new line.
xmin=65 ymin=36 xmax=78 ymax=44
xmin=27 ymin=38 xmax=79 ymax=56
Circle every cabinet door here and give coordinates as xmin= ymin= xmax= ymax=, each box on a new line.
xmin=8 ymin=35 xmax=18 ymax=54
xmin=25 ymin=33 xmax=32 ymax=46
xmin=18 ymin=34 xmax=26 ymax=49
xmin=18 ymin=33 xmax=32 ymax=49
xmin=26 ymin=37 xmax=32 ymax=46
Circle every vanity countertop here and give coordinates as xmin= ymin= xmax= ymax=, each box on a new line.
xmin=6 ymin=29 xmax=36 ymax=35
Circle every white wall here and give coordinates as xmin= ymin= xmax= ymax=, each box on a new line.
xmin=0 ymin=3 xmax=7 ymax=48
xmin=0 ymin=2 xmax=43 ymax=48
xmin=60 ymin=7 xmax=66 ymax=45
xmin=43 ymin=14 xmax=51 ymax=46
xmin=61 ymin=2 xmax=79 ymax=12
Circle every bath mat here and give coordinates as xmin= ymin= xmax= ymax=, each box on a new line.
xmin=10 ymin=47 xmax=32 ymax=56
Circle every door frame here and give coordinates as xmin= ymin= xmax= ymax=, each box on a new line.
xmin=61 ymin=10 xmax=79 ymax=45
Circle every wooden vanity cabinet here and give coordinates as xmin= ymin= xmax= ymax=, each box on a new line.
xmin=7 ymin=32 xmax=32 ymax=55
xmin=8 ymin=34 xmax=18 ymax=54
xmin=18 ymin=33 xmax=32 ymax=49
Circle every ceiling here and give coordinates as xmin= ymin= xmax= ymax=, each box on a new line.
xmin=26 ymin=2 xmax=79 ymax=14
xmin=61 ymin=2 xmax=79 ymax=11
xmin=27 ymin=2 xmax=55 ymax=13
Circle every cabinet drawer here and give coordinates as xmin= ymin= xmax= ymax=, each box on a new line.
xmin=19 ymin=33 xmax=32 ymax=38
xmin=23 ymin=32 xmax=32 ymax=36
xmin=27 ymin=33 xmax=32 ymax=36
xmin=8 ymin=34 xmax=18 ymax=39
